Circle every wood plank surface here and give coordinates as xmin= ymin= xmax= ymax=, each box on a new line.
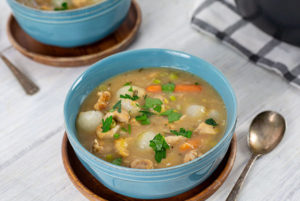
xmin=0 ymin=0 xmax=299 ymax=201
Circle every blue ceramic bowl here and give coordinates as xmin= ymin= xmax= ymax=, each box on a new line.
xmin=64 ymin=49 xmax=237 ymax=199
xmin=7 ymin=0 xmax=131 ymax=47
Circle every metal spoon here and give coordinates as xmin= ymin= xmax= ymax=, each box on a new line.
xmin=226 ymin=111 xmax=286 ymax=201
xmin=0 ymin=53 xmax=39 ymax=95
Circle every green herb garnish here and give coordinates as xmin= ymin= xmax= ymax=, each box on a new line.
xmin=149 ymin=134 xmax=170 ymax=163
xmin=144 ymin=97 xmax=163 ymax=112
xmin=123 ymin=82 xmax=132 ymax=86
xmin=54 ymin=2 xmax=68 ymax=10
xmin=112 ymin=100 xmax=122 ymax=113
xmin=112 ymin=158 xmax=122 ymax=166
xmin=136 ymin=114 xmax=150 ymax=125
xmin=102 ymin=116 xmax=113 ymax=132
xmin=162 ymin=83 xmax=175 ymax=93
xmin=195 ymin=82 xmax=199 ymax=85
xmin=205 ymin=118 xmax=218 ymax=126
xmin=120 ymin=94 xmax=139 ymax=101
xmin=128 ymin=124 xmax=131 ymax=134
xmin=160 ymin=109 xmax=182 ymax=123
xmin=121 ymin=124 xmax=132 ymax=134
xmin=135 ymin=110 xmax=154 ymax=125
xmin=170 ymin=128 xmax=192 ymax=138
xmin=113 ymin=133 xmax=120 ymax=139
xmin=128 ymin=86 xmax=133 ymax=92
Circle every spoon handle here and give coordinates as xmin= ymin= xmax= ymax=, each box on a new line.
xmin=1 ymin=54 xmax=39 ymax=95
xmin=226 ymin=154 xmax=259 ymax=201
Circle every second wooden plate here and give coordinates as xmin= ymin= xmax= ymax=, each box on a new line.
xmin=6 ymin=0 xmax=141 ymax=67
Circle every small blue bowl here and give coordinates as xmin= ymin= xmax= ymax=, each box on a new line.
xmin=64 ymin=49 xmax=237 ymax=199
xmin=6 ymin=0 xmax=131 ymax=47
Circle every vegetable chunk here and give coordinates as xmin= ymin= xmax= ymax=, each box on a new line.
xmin=194 ymin=122 xmax=217 ymax=135
xmin=77 ymin=111 xmax=103 ymax=133
xmin=130 ymin=159 xmax=153 ymax=169
xmin=115 ymin=138 xmax=129 ymax=157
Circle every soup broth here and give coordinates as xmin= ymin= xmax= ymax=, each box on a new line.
xmin=17 ymin=0 xmax=106 ymax=10
xmin=76 ymin=68 xmax=227 ymax=169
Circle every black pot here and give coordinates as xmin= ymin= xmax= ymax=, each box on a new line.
xmin=235 ymin=0 xmax=300 ymax=47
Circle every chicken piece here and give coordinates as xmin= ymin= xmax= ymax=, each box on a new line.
xmin=104 ymin=110 xmax=130 ymax=124
xmin=96 ymin=125 xmax=120 ymax=139
xmin=183 ymin=150 xmax=199 ymax=163
xmin=165 ymin=136 xmax=185 ymax=146
xmin=92 ymin=139 xmax=113 ymax=154
xmin=130 ymin=159 xmax=153 ymax=169
xmin=94 ymin=91 xmax=111 ymax=111
xmin=92 ymin=139 xmax=103 ymax=153
xmin=115 ymin=138 xmax=129 ymax=157
xmin=194 ymin=122 xmax=217 ymax=135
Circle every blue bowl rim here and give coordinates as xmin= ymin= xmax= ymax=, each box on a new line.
xmin=7 ymin=0 xmax=120 ymax=18
xmin=64 ymin=48 xmax=238 ymax=173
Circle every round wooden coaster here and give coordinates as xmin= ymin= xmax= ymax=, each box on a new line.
xmin=62 ymin=133 xmax=236 ymax=201
xmin=6 ymin=0 xmax=141 ymax=67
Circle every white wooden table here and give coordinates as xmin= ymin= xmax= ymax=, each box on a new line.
xmin=1 ymin=0 xmax=299 ymax=201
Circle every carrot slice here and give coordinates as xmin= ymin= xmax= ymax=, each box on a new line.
xmin=146 ymin=84 xmax=202 ymax=93
xmin=179 ymin=138 xmax=202 ymax=152
xmin=175 ymin=84 xmax=202 ymax=92
xmin=179 ymin=142 xmax=194 ymax=152
xmin=146 ymin=85 xmax=162 ymax=92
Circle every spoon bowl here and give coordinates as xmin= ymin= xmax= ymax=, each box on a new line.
xmin=248 ymin=111 xmax=286 ymax=155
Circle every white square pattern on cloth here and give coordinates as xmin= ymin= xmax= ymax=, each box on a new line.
xmin=231 ymin=23 xmax=273 ymax=53
xmin=191 ymin=0 xmax=300 ymax=88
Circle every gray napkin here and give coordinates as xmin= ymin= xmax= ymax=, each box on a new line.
xmin=191 ymin=0 xmax=300 ymax=88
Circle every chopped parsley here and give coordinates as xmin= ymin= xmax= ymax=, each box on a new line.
xmin=120 ymin=94 xmax=139 ymax=101
xmin=128 ymin=86 xmax=133 ymax=92
xmin=102 ymin=116 xmax=113 ymax=132
xmin=205 ymin=118 xmax=218 ymax=127
xmin=170 ymin=128 xmax=192 ymax=138
xmin=149 ymin=134 xmax=170 ymax=163
xmin=144 ymin=97 xmax=163 ymax=112
xmin=123 ymin=82 xmax=132 ymax=86
xmin=112 ymin=100 xmax=121 ymax=113
xmin=160 ymin=109 xmax=182 ymax=123
xmin=135 ymin=110 xmax=154 ymax=125
xmin=54 ymin=2 xmax=68 ymax=10
xmin=113 ymin=133 xmax=120 ymax=139
xmin=162 ymin=83 xmax=175 ymax=93
xmin=121 ymin=124 xmax=131 ymax=134
xmin=112 ymin=158 xmax=122 ymax=166
xmin=128 ymin=124 xmax=131 ymax=134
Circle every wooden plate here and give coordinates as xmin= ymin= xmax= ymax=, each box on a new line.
xmin=62 ymin=133 xmax=236 ymax=201
xmin=6 ymin=0 xmax=141 ymax=67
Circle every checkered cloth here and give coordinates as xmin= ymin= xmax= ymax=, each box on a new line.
xmin=191 ymin=0 xmax=300 ymax=88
